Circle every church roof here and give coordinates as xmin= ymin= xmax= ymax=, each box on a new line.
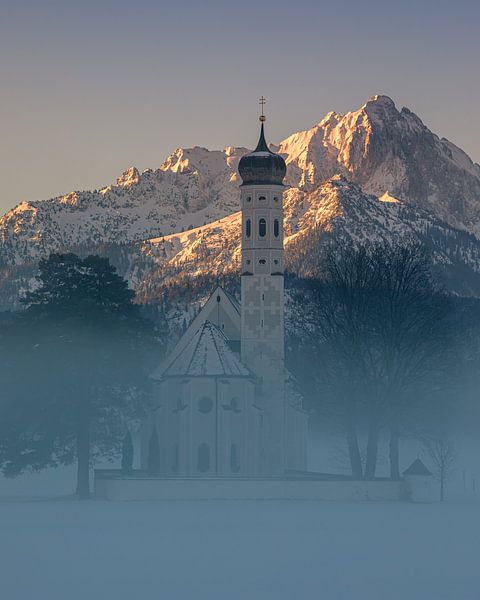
xmin=222 ymin=288 xmax=241 ymax=315
xmin=153 ymin=321 xmax=252 ymax=379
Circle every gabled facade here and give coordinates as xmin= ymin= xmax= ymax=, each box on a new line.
xmin=144 ymin=321 xmax=261 ymax=476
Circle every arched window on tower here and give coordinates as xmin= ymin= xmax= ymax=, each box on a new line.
xmin=197 ymin=443 xmax=210 ymax=472
xmin=259 ymin=218 xmax=266 ymax=237
xmin=246 ymin=218 xmax=251 ymax=238
xmin=274 ymin=219 xmax=280 ymax=238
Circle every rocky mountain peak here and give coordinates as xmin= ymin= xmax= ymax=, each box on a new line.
xmin=364 ymin=94 xmax=396 ymax=110
xmin=116 ymin=167 xmax=140 ymax=187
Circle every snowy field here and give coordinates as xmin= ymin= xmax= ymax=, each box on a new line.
xmin=1 ymin=495 xmax=479 ymax=600
xmin=1 ymin=435 xmax=479 ymax=600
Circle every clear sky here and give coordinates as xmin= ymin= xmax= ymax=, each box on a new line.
xmin=1 ymin=0 xmax=479 ymax=214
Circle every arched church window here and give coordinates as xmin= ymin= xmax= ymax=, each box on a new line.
xmin=274 ymin=219 xmax=280 ymax=238
xmin=246 ymin=196 xmax=251 ymax=203
xmin=273 ymin=196 xmax=279 ymax=203
xmin=259 ymin=195 xmax=266 ymax=202
xmin=230 ymin=444 xmax=240 ymax=473
xmin=259 ymin=259 xmax=266 ymax=265
xmin=197 ymin=443 xmax=210 ymax=472
xmin=198 ymin=396 xmax=213 ymax=414
xmin=259 ymin=218 xmax=266 ymax=237
xmin=246 ymin=218 xmax=251 ymax=238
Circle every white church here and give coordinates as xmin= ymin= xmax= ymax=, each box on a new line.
xmin=95 ymin=111 xmax=436 ymax=502
xmin=140 ymin=114 xmax=309 ymax=478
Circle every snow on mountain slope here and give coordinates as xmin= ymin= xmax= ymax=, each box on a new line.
xmin=2 ymin=95 xmax=480 ymax=268
xmin=0 ymin=146 xmax=247 ymax=266
xmin=132 ymin=177 xmax=480 ymax=302
xmin=2 ymin=176 xmax=480 ymax=311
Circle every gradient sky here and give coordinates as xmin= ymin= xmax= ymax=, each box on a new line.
xmin=1 ymin=0 xmax=479 ymax=214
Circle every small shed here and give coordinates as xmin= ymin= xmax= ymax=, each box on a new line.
xmin=403 ymin=459 xmax=435 ymax=503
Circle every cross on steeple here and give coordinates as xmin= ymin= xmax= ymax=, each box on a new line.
xmin=259 ymin=96 xmax=266 ymax=122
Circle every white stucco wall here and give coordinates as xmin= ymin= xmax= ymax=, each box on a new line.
xmin=94 ymin=476 xmax=405 ymax=502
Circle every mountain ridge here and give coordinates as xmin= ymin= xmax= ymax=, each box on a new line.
xmin=2 ymin=95 xmax=480 ymax=269
xmin=2 ymin=95 xmax=480 ymax=310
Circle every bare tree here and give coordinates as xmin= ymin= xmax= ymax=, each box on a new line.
xmin=422 ymin=435 xmax=456 ymax=501
xmin=289 ymin=240 xmax=454 ymax=480
xmin=368 ymin=243 xmax=455 ymax=479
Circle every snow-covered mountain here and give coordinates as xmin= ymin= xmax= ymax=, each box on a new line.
xmin=2 ymin=95 xmax=480 ymax=269
xmin=277 ymin=95 xmax=480 ymax=235
xmin=0 ymin=147 xmax=246 ymax=266
xmin=2 ymin=176 xmax=480 ymax=311
xmin=130 ymin=177 xmax=480 ymax=303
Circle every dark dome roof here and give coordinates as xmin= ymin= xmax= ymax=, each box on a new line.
xmin=238 ymin=123 xmax=286 ymax=186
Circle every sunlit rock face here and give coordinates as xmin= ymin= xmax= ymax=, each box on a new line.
xmin=276 ymin=95 xmax=480 ymax=235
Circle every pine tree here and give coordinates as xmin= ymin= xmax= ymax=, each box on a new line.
xmin=0 ymin=253 xmax=163 ymax=498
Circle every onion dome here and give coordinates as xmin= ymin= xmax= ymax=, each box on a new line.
xmin=238 ymin=122 xmax=286 ymax=186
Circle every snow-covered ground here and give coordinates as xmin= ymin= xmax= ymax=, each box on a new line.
xmin=1 ymin=433 xmax=478 ymax=599
xmin=0 ymin=494 xmax=478 ymax=600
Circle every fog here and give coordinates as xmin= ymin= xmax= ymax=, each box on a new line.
xmin=1 ymin=435 xmax=479 ymax=600
xmin=0 ymin=248 xmax=479 ymax=599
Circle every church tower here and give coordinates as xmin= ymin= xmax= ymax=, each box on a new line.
xmin=238 ymin=101 xmax=287 ymax=475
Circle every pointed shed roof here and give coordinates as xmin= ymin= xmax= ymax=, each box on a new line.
xmin=152 ymin=321 xmax=252 ymax=379
xmin=403 ymin=458 xmax=432 ymax=476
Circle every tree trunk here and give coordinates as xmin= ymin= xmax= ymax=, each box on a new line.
xmin=365 ymin=414 xmax=379 ymax=480
xmin=76 ymin=410 xmax=91 ymax=499
xmin=389 ymin=422 xmax=400 ymax=480
xmin=346 ymin=418 xmax=363 ymax=479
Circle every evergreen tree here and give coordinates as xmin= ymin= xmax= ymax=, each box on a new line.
xmin=0 ymin=253 xmax=163 ymax=498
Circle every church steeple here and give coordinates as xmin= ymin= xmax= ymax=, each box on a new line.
xmin=255 ymin=97 xmax=268 ymax=150
xmin=254 ymin=122 xmax=269 ymax=152
xmin=238 ymin=99 xmax=286 ymax=187
xmin=239 ymin=100 xmax=286 ymax=475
